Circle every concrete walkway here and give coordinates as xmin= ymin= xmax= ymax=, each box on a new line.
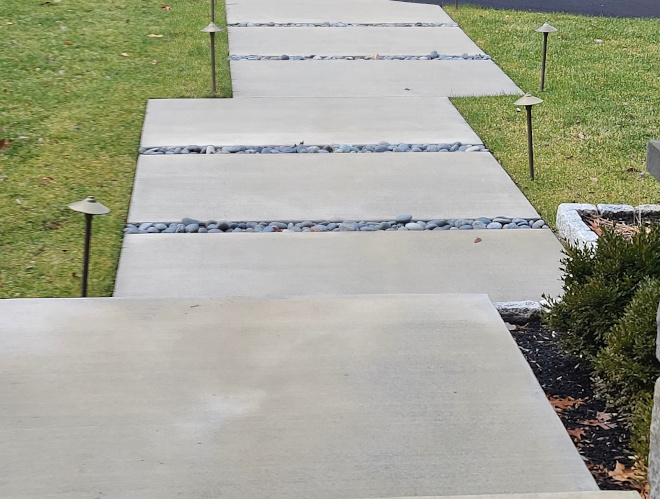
xmin=1 ymin=295 xmax=596 ymax=498
xmin=128 ymin=153 xmax=539 ymax=223
xmin=1 ymin=0 xmax=597 ymax=496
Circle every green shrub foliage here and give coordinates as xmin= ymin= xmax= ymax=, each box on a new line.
xmin=546 ymin=225 xmax=660 ymax=358
xmin=544 ymin=224 xmax=660 ymax=461
xmin=594 ymin=278 xmax=660 ymax=411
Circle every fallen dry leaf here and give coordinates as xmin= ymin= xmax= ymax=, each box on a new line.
xmin=608 ymin=461 xmax=644 ymax=483
xmin=147 ymin=34 xmax=163 ymax=38
xmin=474 ymin=237 xmax=482 ymax=243
xmin=43 ymin=221 xmax=61 ymax=230
xmin=578 ymin=132 xmax=585 ymax=139
xmin=582 ymin=412 xmax=617 ymax=430
xmin=0 ymin=175 xmax=7 ymax=181
xmin=120 ymin=52 xmax=129 ymax=57
xmin=151 ymin=59 xmax=158 ymax=65
xmin=41 ymin=176 xmax=54 ymax=184
xmin=590 ymin=177 xmax=598 ymax=183
xmin=0 ymin=138 xmax=12 ymax=149
xmin=160 ymin=3 xmax=171 ymax=10
xmin=567 ymin=427 xmax=586 ymax=441
xmin=547 ymin=395 xmax=584 ymax=413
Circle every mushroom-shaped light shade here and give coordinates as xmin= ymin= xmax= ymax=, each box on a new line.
xmin=514 ymin=93 xmax=544 ymax=107
xmin=535 ymin=22 xmax=557 ymax=33
xmin=68 ymin=196 xmax=110 ymax=215
xmin=201 ymin=22 xmax=224 ymax=33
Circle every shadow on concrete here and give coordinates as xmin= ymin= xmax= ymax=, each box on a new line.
xmin=394 ymin=0 xmax=660 ymax=18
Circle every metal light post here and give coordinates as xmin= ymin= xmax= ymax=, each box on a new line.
xmin=513 ymin=93 xmax=544 ymax=181
xmin=210 ymin=0 xmax=216 ymax=23
xmin=201 ymin=22 xmax=224 ymax=94
xmin=68 ymin=196 xmax=110 ymax=297
xmin=535 ymin=23 xmax=557 ymax=92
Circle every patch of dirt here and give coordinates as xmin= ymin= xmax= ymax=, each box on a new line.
xmin=508 ymin=321 xmax=647 ymax=495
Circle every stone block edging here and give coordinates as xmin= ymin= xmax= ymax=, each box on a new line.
xmin=495 ymin=300 xmax=546 ymax=324
xmin=556 ymin=203 xmax=660 ymax=249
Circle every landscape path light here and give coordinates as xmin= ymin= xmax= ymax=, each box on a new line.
xmin=513 ymin=93 xmax=544 ymax=181
xmin=68 ymin=196 xmax=110 ymax=297
xmin=201 ymin=22 xmax=224 ymax=94
xmin=535 ymin=22 xmax=557 ymax=91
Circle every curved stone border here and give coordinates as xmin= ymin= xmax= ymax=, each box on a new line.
xmin=138 ymin=142 xmax=488 ymax=155
xmin=125 ymin=216 xmax=549 ymax=234
xmin=229 ymin=22 xmax=459 ymax=27
xmin=230 ymin=53 xmax=491 ymax=61
xmin=556 ymin=203 xmax=660 ymax=249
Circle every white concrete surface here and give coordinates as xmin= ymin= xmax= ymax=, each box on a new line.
xmin=114 ymin=230 xmax=564 ymax=302
xmin=231 ymin=60 xmax=522 ymax=98
xmin=140 ymin=97 xmax=481 ymax=147
xmin=1 ymin=294 xmax=596 ymax=498
xmin=127 ymin=153 xmax=539 ymax=223
xmin=228 ymin=26 xmax=482 ymax=56
xmin=227 ymin=0 xmax=455 ymax=24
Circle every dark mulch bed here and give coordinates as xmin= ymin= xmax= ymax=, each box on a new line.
xmin=508 ymin=321 xmax=645 ymax=491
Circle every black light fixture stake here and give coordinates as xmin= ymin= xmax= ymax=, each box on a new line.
xmin=201 ymin=22 xmax=224 ymax=94
xmin=513 ymin=93 xmax=544 ymax=181
xmin=211 ymin=0 xmax=215 ymax=23
xmin=535 ymin=23 xmax=557 ymax=92
xmin=68 ymin=196 xmax=110 ymax=297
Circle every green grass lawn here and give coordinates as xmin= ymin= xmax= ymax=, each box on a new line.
xmin=450 ymin=6 xmax=660 ymax=225
xmin=0 ymin=0 xmax=230 ymax=298
xmin=3 ymin=2 xmax=660 ymax=298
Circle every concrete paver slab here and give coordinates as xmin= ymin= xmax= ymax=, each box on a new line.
xmin=1 ymin=294 xmax=596 ymax=498
xmin=231 ymin=60 xmax=522 ymax=98
xmin=227 ymin=0 xmax=455 ymax=24
xmin=140 ymin=97 xmax=481 ymax=147
xmin=128 ymin=153 xmax=539 ymax=223
xmin=228 ymin=26 xmax=483 ymax=56
xmin=114 ymin=230 xmax=564 ymax=302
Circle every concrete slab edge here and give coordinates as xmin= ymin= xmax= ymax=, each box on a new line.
xmin=353 ymin=492 xmax=640 ymax=499
xmin=556 ymin=202 xmax=660 ymax=250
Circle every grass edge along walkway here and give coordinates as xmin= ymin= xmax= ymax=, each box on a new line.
xmin=450 ymin=5 xmax=660 ymax=226
xmin=0 ymin=0 xmax=230 ymax=298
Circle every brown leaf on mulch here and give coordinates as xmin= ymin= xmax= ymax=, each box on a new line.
xmin=548 ymin=395 xmax=584 ymax=413
xmin=609 ymin=461 xmax=644 ymax=483
xmin=567 ymin=427 xmax=586 ymax=442
xmin=583 ymin=411 xmax=618 ymax=430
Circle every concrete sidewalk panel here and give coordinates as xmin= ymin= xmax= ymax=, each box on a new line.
xmin=228 ymin=26 xmax=482 ymax=56
xmin=227 ymin=0 xmax=455 ymax=24
xmin=127 ymin=153 xmax=539 ymax=223
xmin=140 ymin=97 xmax=481 ymax=147
xmin=1 ymin=294 xmax=596 ymax=498
xmin=230 ymin=60 xmax=522 ymax=98
xmin=114 ymin=230 xmax=564 ymax=302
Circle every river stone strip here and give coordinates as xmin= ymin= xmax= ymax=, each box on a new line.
xmin=231 ymin=53 xmax=491 ymax=61
xmin=139 ymin=142 xmax=487 ymax=155
xmin=229 ymin=22 xmax=459 ymax=27
xmin=125 ymin=216 xmax=549 ymax=234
